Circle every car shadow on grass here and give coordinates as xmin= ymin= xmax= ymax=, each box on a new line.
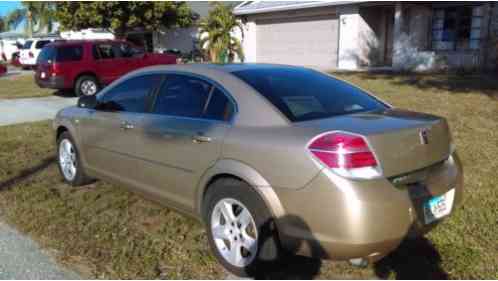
xmin=0 ymin=156 xmax=56 ymax=191
xmin=241 ymin=214 xmax=449 ymax=280
xmin=240 ymin=215 xmax=322 ymax=279
xmin=374 ymin=237 xmax=449 ymax=279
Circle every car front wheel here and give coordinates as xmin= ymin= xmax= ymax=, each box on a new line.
xmin=57 ymin=131 xmax=92 ymax=186
xmin=203 ymin=178 xmax=282 ymax=277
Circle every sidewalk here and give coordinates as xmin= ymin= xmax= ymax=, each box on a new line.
xmin=0 ymin=221 xmax=80 ymax=279
xmin=0 ymin=96 xmax=77 ymax=126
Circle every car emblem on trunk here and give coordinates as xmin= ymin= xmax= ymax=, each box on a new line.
xmin=419 ymin=128 xmax=429 ymax=145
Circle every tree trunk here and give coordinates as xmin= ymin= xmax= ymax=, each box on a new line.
xmin=27 ymin=10 xmax=33 ymax=38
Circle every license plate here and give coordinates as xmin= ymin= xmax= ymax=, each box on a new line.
xmin=40 ymin=72 xmax=46 ymax=79
xmin=423 ymin=189 xmax=455 ymax=224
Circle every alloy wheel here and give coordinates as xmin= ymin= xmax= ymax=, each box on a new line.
xmin=81 ymin=80 xmax=97 ymax=96
xmin=211 ymin=198 xmax=259 ymax=267
xmin=59 ymin=139 xmax=77 ymax=181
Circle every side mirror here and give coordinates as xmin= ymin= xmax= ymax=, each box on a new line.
xmin=77 ymin=95 xmax=98 ymax=109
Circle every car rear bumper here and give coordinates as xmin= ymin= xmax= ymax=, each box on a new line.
xmin=272 ymin=152 xmax=463 ymax=261
xmin=35 ymin=76 xmax=65 ymax=89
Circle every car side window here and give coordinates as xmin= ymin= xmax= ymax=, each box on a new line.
xmin=94 ymin=43 xmax=115 ymax=60
xmin=204 ymin=87 xmax=234 ymax=121
xmin=56 ymin=46 xmax=83 ymax=62
xmin=115 ymin=42 xmax=134 ymax=58
xmin=153 ymin=75 xmax=212 ymax=118
xmin=35 ymin=40 xmax=51 ymax=49
xmin=96 ymin=75 xmax=162 ymax=113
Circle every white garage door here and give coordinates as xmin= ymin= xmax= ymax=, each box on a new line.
xmin=256 ymin=15 xmax=339 ymax=69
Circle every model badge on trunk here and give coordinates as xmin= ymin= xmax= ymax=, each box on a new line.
xmin=419 ymin=128 xmax=429 ymax=145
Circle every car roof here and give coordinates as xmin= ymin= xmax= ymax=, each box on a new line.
xmin=48 ymin=39 xmax=126 ymax=47
xmin=139 ymin=63 xmax=306 ymax=74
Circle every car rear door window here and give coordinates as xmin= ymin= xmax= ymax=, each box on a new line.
xmin=153 ymin=74 xmax=212 ymax=118
xmin=204 ymin=87 xmax=234 ymax=121
xmin=94 ymin=43 xmax=115 ymax=60
xmin=55 ymin=45 xmax=83 ymax=62
xmin=232 ymin=67 xmax=388 ymax=122
xmin=97 ymin=75 xmax=163 ymax=113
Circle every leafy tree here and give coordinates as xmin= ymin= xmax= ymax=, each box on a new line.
xmin=6 ymin=2 xmax=56 ymax=37
xmin=55 ymin=2 xmax=195 ymax=38
xmin=198 ymin=2 xmax=244 ymax=63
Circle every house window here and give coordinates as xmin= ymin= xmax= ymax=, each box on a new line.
xmin=432 ymin=6 xmax=482 ymax=51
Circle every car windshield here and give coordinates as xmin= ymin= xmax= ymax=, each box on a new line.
xmin=22 ymin=40 xmax=33 ymax=49
xmin=232 ymin=67 xmax=388 ymax=122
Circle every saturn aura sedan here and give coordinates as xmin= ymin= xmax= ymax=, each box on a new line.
xmin=54 ymin=64 xmax=463 ymax=276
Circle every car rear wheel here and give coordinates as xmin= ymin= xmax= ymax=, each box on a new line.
xmin=75 ymin=75 xmax=99 ymax=97
xmin=57 ymin=131 xmax=93 ymax=186
xmin=203 ymin=178 xmax=282 ymax=277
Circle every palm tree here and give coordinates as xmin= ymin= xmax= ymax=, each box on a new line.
xmin=6 ymin=2 xmax=55 ymax=37
xmin=198 ymin=2 xmax=244 ymax=63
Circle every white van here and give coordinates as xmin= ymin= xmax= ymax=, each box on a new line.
xmin=0 ymin=39 xmax=21 ymax=62
xmin=19 ymin=38 xmax=61 ymax=68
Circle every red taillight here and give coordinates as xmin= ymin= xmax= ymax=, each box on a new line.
xmin=50 ymin=63 xmax=60 ymax=76
xmin=29 ymin=52 xmax=34 ymax=58
xmin=308 ymin=132 xmax=378 ymax=170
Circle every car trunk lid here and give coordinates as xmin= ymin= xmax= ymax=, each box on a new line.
xmin=296 ymin=109 xmax=452 ymax=178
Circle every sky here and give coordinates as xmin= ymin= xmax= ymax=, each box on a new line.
xmin=0 ymin=1 xmax=21 ymax=17
xmin=0 ymin=1 xmax=23 ymax=32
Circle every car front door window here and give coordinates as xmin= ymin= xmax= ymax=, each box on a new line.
xmin=97 ymin=74 xmax=163 ymax=113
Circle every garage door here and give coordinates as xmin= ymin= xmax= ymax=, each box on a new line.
xmin=256 ymin=15 xmax=339 ymax=69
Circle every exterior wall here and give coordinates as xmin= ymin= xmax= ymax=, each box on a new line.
xmin=235 ymin=20 xmax=256 ymax=63
xmin=236 ymin=2 xmax=498 ymax=72
xmin=392 ymin=3 xmax=435 ymax=71
xmin=358 ymin=7 xmax=388 ymax=67
xmin=337 ymin=6 xmax=361 ymax=69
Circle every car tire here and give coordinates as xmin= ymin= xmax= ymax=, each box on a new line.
xmin=75 ymin=75 xmax=99 ymax=97
xmin=57 ymin=131 xmax=93 ymax=186
xmin=203 ymin=178 xmax=282 ymax=277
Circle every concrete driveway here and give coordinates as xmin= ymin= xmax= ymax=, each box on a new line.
xmin=0 ymin=222 xmax=80 ymax=279
xmin=0 ymin=96 xmax=77 ymax=126
xmin=0 ymin=94 xmax=80 ymax=278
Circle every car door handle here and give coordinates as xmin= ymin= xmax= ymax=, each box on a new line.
xmin=192 ymin=134 xmax=212 ymax=143
xmin=120 ymin=121 xmax=134 ymax=130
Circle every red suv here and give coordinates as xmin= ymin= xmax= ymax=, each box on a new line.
xmin=0 ymin=64 xmax=6 ymax=76
xmin=35 ymin=40 xmax=177 ymax=96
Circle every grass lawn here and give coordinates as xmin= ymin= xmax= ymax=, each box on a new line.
xmin=0 ymin=73 xmax=55 ymax=99
xmin=0 ymin=73 xmax=497 ymax=279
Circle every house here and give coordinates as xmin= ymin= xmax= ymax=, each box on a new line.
xmin=234 ymin=1 xmax=498 ymax=71
xmin=140 ymin=1 xmax=240 ymax=54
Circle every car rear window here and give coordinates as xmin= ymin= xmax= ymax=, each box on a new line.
xmin=37 ymin=46 xmax=56 ymax=64
xmin=232 ymin=68 xmax=388 ymax=122
xmin=22 ymin=40 xmax=33 ymax=49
